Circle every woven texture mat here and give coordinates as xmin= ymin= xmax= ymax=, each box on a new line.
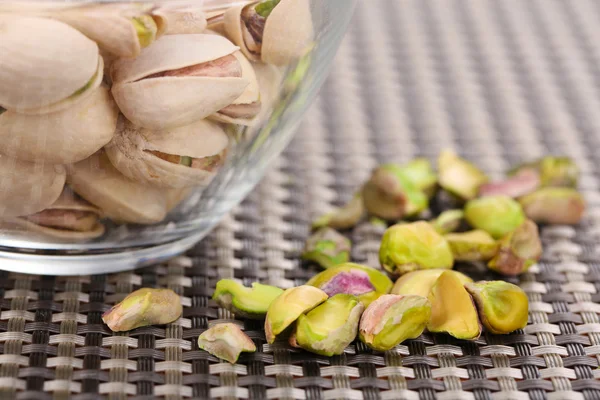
xmin=3 ymin=0 xmax=600 ymax=398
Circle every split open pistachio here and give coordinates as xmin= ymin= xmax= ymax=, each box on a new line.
xmin=359 ymin=294 xmax=431 ymax=351
xmin=518 ymin=187 xmax=585 ymax=225
xmin=464 ymin=195 xmax=525 ymax=239
xmin=302 ymin=227 xmax=351 ymax=269
xmin=306 ymin=263 xmax=393 ymax=307
xmin=391 ymin=269 xmax=472 ymax=297
xmin=291 ymin=294 xmax=363 ymax=356
xmin=478 ymin=169 xmax=540 ymax=198
xmin=264 ymin=285 xmax=327 ymax=343
xmin=312 ymin=194 xmax=364 ymax=230
xmin=488 ymin=219 xmax=542 ymax=275
xmin=430 ymin=209 xmax=464 ymax=234
xmin=213 ymin=279 xmax=283 ymax=319
xmin=444 ymin=230 xmax=498 ymax=262
xmin=379 ymin=221 xmax=454 ymax=276
xmin=198 ymin=323 xmax=256 ymax=364
xmin=438 ymin=150 xmax=488 ymax=201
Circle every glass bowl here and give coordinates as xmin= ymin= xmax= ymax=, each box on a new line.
xmin=0 ymin=0 xmax=356 ymax=274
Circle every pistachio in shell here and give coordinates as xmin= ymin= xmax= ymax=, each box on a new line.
xmin=379 ymin=221 xmax=454 ymax=276
xmin=465 ymin=281 xmax=529 ymax=334
xmin=306 ymin=263 xmax=393 ymax=307
xmin=464 ymin=195 xmax=525 ymax=239
xmin=153 ymin=5 xmax=207 ymax=35
xmin=444 ymin=230 xmax=498 ymax=262
xmin=291 ymin=294 xmax=363 ymax=356
xmin=427 ymin=271 xmax=482 ymax=340
xmin=430 ymin=209 xmax=464 ymax=235
xmin=224 ymin=0 xmax=314 ymax=66
xmin=359 ymin=294 xmax=431 ymax=351
xmin=111 ymin=34 xmax=249 ymax=130
xmin=302 ymin=227 xmax=351 ymax=269
xmin=105 ymin=117 xmax=229 ymax=189
xmin=438 ymin=150 xmax=488 ymax=201
xmin=213 ymin=279 xmax=283 ymax=319
xmin=518 ymin=187 xmax=585 ymax=225
xmin=0 ymin=16 xmax=103 ymax=114
xmin=198 ymin=323 xmax=256 ymax=364
xmin=391 ymin=269 xmax=473 ymax=297
xmin=0 ymin=86 xmax=118 ymax=164
xmin=264 ymin=285 xmax=328 ymax=343
xmin=66 ymin=152 xmax=168 ymax=224
xmin=312 ymin=193 xmax=365 ymax=230
xmin=488 ymin=219 xmax=542 ymax=275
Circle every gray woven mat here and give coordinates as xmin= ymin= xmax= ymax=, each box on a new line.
xmin=3 ymin=0 xmax=600 ymax=398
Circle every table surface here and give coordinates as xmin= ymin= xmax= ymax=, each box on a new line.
xmin=3 ymin=0 xmax=600 ymax=398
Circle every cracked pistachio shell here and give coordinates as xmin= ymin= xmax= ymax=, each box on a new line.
xmin=111 ymin=34 xmax=249 ymax=130
xmin=0 ymin=17 xmax=103 ymax=114
xmin=213 ymin=279 xmax=284 ymax=319
xmin=0 ymin=86 xmax=118 ymax=164
xmin=427 ymin=271 xmax=481 ymax=340
xmin=306 ymin=263 xmax=393 ymax=307
xmin=391 ymin=269 xmax=473 ymax=297
xmin=465 ymin=281 xmax=529 ymax=334
xmin=292 ymin=294 xmax=364 ymax=356
xmin=312 ymin=194 xmax=365 ymax=230
xmin=103 ymin=288 xmax=182 ymax=332
xmin=302 ymin=227 xmax=351 ymax=270
xmin=67 ymin=152 xmax=168 ymax=224
xmin=0 ymin=156 xmax=65 ymax=218
xmin=445 ymin=230 xmax=499 ymax=262
xmin=198 ymin=323 xmax=256 ymax=364
xmin=379 ymin=221 xmax=454 ymax=276
xmin=438 ymin=150 xmax=488 ymax=201
xmin=431 ymin=209 xmax=464 ymax=235
xmin=518 ymin=187 xmax=585 ymax=225
xmin=465 ymin=195 xmax=525 ymax=239
xmin=264 ymin=285 xmax=328 ymax=343
xmin=398 ymin=158 xmax=437 ymax=197
xmin=105 ymin=118 xmax=229 ymax=189
xmin=479 ymin=169 xmax=540 ymax=198
xmin=153 ymin=5 xmax=207 ymax=35
xmin=488 ymin=220 xmax=542 ymax=275
xmin=224 ymin=0 xmax=313 ymax=66
xmin=509 ymin=156 xmax=579 ymax=188
xmin=359 ymin=294 xmax=431 ymax=351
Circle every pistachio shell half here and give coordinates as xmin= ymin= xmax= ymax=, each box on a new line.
xmin=105 ymin=118 xmax=229 ymax=189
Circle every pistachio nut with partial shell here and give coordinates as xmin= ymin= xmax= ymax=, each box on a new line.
xmin=106 ymin=118 xmax=229 ymax=189
xmin=0 ymin=17 xmax=103 ymax=114
xmin=111 ymin=34 xmax=249 ymax=130
xmin=0 ymin=86 xmax=118 ymax=164
xmin=66 ymin=152 xmax=168 ymax=224
xmin=224 ymin=0 xmax=313 ymax=66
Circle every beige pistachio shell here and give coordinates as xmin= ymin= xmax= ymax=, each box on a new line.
xmin=111 ymin=34 xmax=249 ymax=130
xmin=0 ymin=86 xmax=118 ymax=164
xmin=0 ymin=17 xmax=102 ymax=114
xmin=105 ymin=118 xmax=229 ymax=189
xmin=224 ymin=0 xmax=313 ymax=66
xmin=251 ymin=62 xmax=284 ymax=126
xmin=166 ymin=188 xmax=193 ymax=212
xmin=66 ymin=152 xmax=168 ymax=224
xmin=153 ymin=6 xmax=207 ymax=34
xmin=0 ymin=156 xmax=66 ymax=218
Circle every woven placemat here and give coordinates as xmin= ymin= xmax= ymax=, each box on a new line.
xmin=3 ymin=0 xmax=600 ymax=398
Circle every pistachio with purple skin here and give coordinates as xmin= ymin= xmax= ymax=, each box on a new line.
xmin=478 ymin=169 xmax=540 ymax=198
xmin=488 ymin=219 xmax=542 ymax=275
xmin=302 ymin=227 xmax=351 ymax=269
xmin=518 ymin=187 xmax=585 ymax=225
xmin=198 ymin=323 xmax=256 ymax=364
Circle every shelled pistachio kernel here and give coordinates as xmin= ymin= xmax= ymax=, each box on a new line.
xmin=464 ymin=195 xmax=525 ymax=239
xmin=444 ymin=230 xmax=498 ymax=262
xmin=212 ymin=279 xmax=283 ymax=319
xmin=359 ymin=294 xmax=431 ymax=351
xmin=518 ymin=187 xmax=585 ymax=225
xmin=197 ymin=323 xmax=256 ymax=364
xmin=379 ymin=221 xmax=454 ymax=276
xmin=302 ymin=227 xmax=351 ymax=269
xmin=291 ymin=294 xmax=364 ymax=356
xmin=437 ymin=149 xmax=488 ymax=201
xmin=397 ymin=158 xmax=437 ymax=198
xmin=306 ymin=262 xmax=393 ymax=307
xmin=264 ymin=285 xmax=328 ymax=344
xmin=431 ymin=209 xmax=464 ymax=235
xmin=312 ymin=194 xmax=364 ymax=230
xmin=391 ymin=269 xmax=472 ymax=297
xmin=427 ymin=271 xmax=481 ymax=340
xmin=488 ymin=219 xmax=542 ymax=275
xmin=465 ymin=281 xmax=529 ymax=334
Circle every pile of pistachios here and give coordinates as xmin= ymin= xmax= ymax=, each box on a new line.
xmin=0 ymin=0 xmax=311 ymax=240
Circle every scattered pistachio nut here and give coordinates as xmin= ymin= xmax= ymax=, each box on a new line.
xmin=518 ymin=187 xmax=585 ymax=225
xmin=478 ymin=169 xmax=540 ymax=198
xmin=198 ymin=323 xmax=256 ymax=364
xmin=291 ymin=293 xmax=364 ymax=356
xmin=427 ymin=271 xmax=481 ymax=340
xmin=306 ymin=262 xmax=393 ymax=307
xmin=102 ymin=288 xmax=182 ymax=332
xmin=509 ymin=156 xmax=578 ymax=188
xmin=302 ymin=227 xmax=351 ymax=269
xmin=312 ymin=193 xmax=364 ymax=230
xmin=264 ymin=285 xmax=327 ymax=343
xmin=438 ymin=150 xmax=488 ymax=201
xmin=430 ymin=209 xmax=464 ymax=235
xmin=444 ymin=230 xmax=498 ymax=262
xmin=379 ymin=221 xmax=454 ymax=276
xmin=488 ymin=220 xmax=542 ymax=275
xmin=465 ymin=281 xmax=529 ymax=334
xmin=398 ymin=158 xmax=437 ymax=198
xmin=391 ymin=269 xmax=473 ymax=297
xmin=213 ymin=279 xmax=283 ymax=319
xmin=464 ymin=195 xmax=525 ymax=239
xmin=359 ymin=294 xmax=431 ymax=351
